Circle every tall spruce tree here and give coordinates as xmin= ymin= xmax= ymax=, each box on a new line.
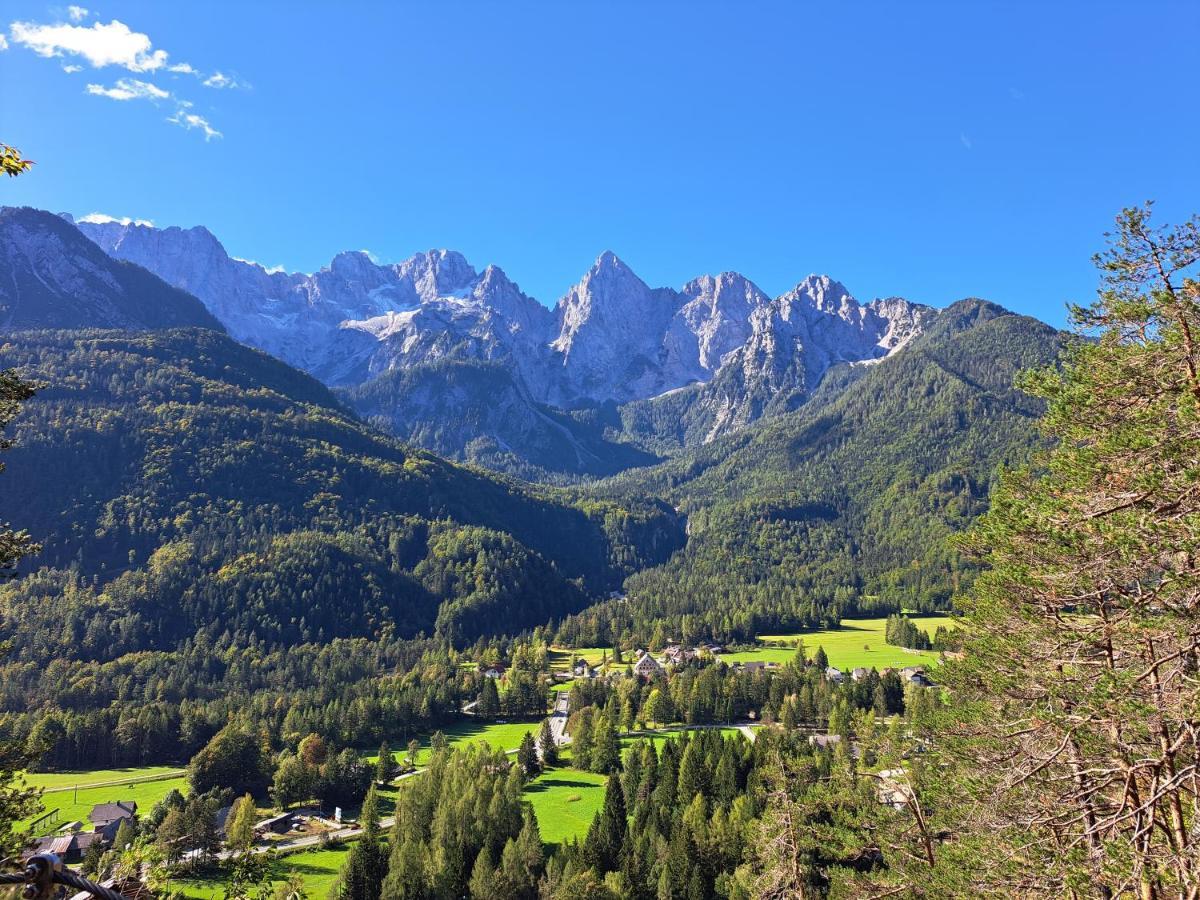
xmin=336 ymin=784 xmax=386 ymax=900
xmin=584 ymin=773 xmax=627 ymax=875
xmin=517 ymin=731 xmax=540 ymax=777
xmin=538 ymin=718 xmax=559 ymax=768
xmin=928 ymin=205 xmax=1200 ymax=897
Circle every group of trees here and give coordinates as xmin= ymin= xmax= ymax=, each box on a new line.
xmin=561 ymin=648 xmax=907 ymax=739
xmin=380 ymin=743 xmax=542 ymax=899
xmin=271 ymin=733 xmax=374 ymax=811
xmin=883 ymin=613 xmax=931 ymax=650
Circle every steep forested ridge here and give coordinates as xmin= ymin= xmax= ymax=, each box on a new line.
xmin=555 ymin=301 xmax=1064 ymax=645
xmin=0 ymin=328 xmax=683 ymax=656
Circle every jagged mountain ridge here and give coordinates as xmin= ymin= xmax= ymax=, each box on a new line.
xmin=68 ymin=212 xmax=928 ymax=407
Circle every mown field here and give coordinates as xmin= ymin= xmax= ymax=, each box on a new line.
xmin=724 ymin=615 xmax=959 ymax=670
xmin=171 ymin=844 xmax=352 ymax=899
xmin=21 ymin=770 xmax=190 ymax=836
xmin=24 ymin=766 xmax=185 ymax=792
xmin=367 ymin=717 xmax=544 ymax=767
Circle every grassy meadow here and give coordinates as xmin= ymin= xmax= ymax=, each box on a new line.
xmin=724 ymin=615 xmax=959 ymax=670
xmin=367 ymin=717 xmax=543 ymax=767
xmin=22 ymin=772 xmax=190 ymax=836
xmin=171 ymin=844 xmax=352 ymax=899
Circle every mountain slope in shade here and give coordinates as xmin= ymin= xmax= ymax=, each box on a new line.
xmin=341 ymin=359 xmax=660 ymax=480
xmin=0 ymin=208 xmax=223 ymax=332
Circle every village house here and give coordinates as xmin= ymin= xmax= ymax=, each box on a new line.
xmin=483 ymin=664 xmax=506 ymax=679
xmin=255 ymin=812 xmax=298 ymax=836
xmin=662 ymin=645 xmax=699 ymax=666
xmin=89 ymin=801 xmax=137 ymax=842
xmin=901 ymin=666 xmax=933 ymax=687
xmin=632 ymin=651 xmax=664 ymax=679
xmin=825 ymin=666 xmax=845 ymax=683
xmin=572 ymin=661 xmax=597 ymax=678
xmin=851 ymin=667 xmax=870 ymax=681
xmin=27 ymin=831 xmax=105 ymax=864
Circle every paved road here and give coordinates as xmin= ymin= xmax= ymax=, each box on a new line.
xmin=545 ymin=693 xmax=570 ymax=757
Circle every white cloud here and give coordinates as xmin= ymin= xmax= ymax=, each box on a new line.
xmin=86 ymin=77 xmax=169 ymax=101
xmin=0 ymin=35 xmax=8 ymax=51
xmin=168 ymin=106 xmax=221 ymax=141
xmin=13 ymin=14 xmax=233 ymax=142
xmin=79 ymin=212 xmax=154 ymax=227
xmin=202 ymin=70 xmax=242 ymax=89
xmin=10 ymin=19 xmax=168 ymax=72
xmin=959 ymin=132 xmax=973 ymax=150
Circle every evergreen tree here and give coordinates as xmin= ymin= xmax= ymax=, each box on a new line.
xmin=589 ymin=714 xmax=620 ymax=774
xmin=538 ymin=718 xmax=558 ymax=768
xmin=112 ymin=818 xmax=136 ymax=852
xmin=478 ymin=678 xmax=501 ymax=719
xmin=376 ymin=741 xmax=398 ymax=783
xmin=928 ymin=206 xmax=1200 ymax=896
xmin=517 ymin=731 xmax=540 ymax=777
xmin=584 ymin=773 xmax=627 ymax=875
xmin=337 ymin=784 xmax=386 ymax=900
xmin=468 ymin=846 xmax=495 ymax=899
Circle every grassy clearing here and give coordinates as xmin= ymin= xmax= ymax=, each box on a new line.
xmin=548 ymin=646 xmax=613 ymax=673
xmin=726 ymin=615 xmax=958 ymax=670
xmin=522 ymin=747 xmax=606 ymax=849
xmin=22 ymin=775 xmax=190 ymax=835
xmin=23 ymin=766 xmax=186 ymax=792
xmin=170 ymin=844 xmax=352 ymax=899
xmin=619 ymin=726 xmax=744 ymax=754
xmin=367 ymin=718 xmax=543 ymax=767
xmin=524 ymin=729 xmax=748 ymax=848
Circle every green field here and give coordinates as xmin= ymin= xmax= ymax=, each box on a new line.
xmin=523 ymin=765 xmax=607 ymax=847
xmin=722 ymin=615 xmax=959 ymax=671
xmin=369 ymin=718 xmax=544 ymax=768
xmin=171 ymin=844 xmax=352 ymax=899
xmin=22 ymin=774 xmax=190 ymax=835
xmin=548 ymin=646 xmax=614 ymax=673
xmin=524 ymin=728 xmax=747 ymax=848
xmin=24 ymin=766 xmax=186 ymax=792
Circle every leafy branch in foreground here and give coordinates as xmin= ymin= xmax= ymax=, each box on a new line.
xmin=1 ymin=144 xmax=34 ymax=178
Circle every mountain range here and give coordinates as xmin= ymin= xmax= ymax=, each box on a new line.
xmin=0 ymin=203 xmax=1063 ymax=765
xmin=67 ymin=210 xmax=939 ymax=477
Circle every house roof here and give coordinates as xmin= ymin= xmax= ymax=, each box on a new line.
xmin=89 ymin=801 xmax=136 ymax=823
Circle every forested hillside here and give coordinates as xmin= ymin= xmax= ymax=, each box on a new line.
xmin=0 ymin=328 xmax=682 ymax=763
xmin=556 ymin=300 xmax=1063 ymax=646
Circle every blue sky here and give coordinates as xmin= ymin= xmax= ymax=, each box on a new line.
xmin=3 ymin=1 xmax=1197 ymax=325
